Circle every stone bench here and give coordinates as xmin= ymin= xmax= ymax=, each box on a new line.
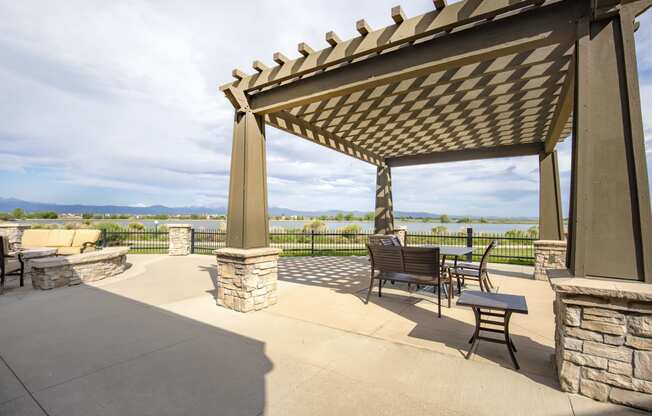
xmin=30 ymin=247 xmax=130 ymax=289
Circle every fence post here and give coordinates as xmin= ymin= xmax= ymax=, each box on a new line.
xmin=466 ymin=227 xmax=473 ymax=262
xmin=102 ymin=229 xmax=108 ymax=248
xmin=311 ymin=230 xmax=315 ymax=256
xmin=190 ymin=229 xmax=195 ymax=254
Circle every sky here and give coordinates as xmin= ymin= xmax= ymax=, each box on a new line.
xmin=1 ymin=0 xmax=651 ymax=217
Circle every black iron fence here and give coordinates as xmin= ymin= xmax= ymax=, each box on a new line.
xmin=269 ymin=229 xmax=374 ymax=256
xmin=102 ymin=229 xmax=169 ymax=253
xmin=405 ymin=231 xmax=536 ymax=265
xmin=103 ymin=227 xmax=536 ymax=265
xmin=192 ymin=229 xmax=227 ymax=254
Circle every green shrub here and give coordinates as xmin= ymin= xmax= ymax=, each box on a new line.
xmin=303 ymin=220 xmax=326 ymax=232
xmin=128 ymin=222 xmax=145 ymax=230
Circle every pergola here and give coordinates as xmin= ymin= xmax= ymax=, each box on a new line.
xmin=219 ymin=0 xmax=652 ymax=284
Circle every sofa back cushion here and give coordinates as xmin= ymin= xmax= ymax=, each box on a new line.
xmin=21 ymin=230 xmax=51 ymax=248
xmin=72 ymin=229 xmax=101 ymax=247
xmin=46 ymin=230 xmax=75 ymax=248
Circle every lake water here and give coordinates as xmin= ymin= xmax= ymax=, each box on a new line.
xmin=19 ymin=219 xmax=536 ymax=233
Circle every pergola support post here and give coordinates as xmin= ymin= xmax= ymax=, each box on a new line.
xmin=374 ymin=164 xmax=394 ymax=235
xmin=534 ymin=151 xmax=566 ymax=281
xmin=217 ymin=109 xmax=281 ymax=313
xmin=566 ymin=4 xmax=652 ymax=282
xmin=225 ymin=111 xmax=269 ymax=249
xmin=538 ymin=151 xmax=565 ymax=241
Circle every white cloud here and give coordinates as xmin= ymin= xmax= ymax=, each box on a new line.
xmin=0 ymin=0 xmax=650 ymax=216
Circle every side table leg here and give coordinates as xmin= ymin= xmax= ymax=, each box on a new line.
xmin=503 ymin=311 xmax=520 ymax=370
xmin=466 ymin=307 xmax=481 ymax=358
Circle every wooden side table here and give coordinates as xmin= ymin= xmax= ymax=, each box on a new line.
xmin=457 ymin=291 xmax=528 ymax=370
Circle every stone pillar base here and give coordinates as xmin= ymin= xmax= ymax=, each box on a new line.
xmin=215 ymin=247 xmax=282 ymax=313
xmin=0 ymin=223 xmax=31 ymax=251
xmin=393 ymin=226 xmax=407 ymax=246
xmin=168 ymin=224 xmax=192 ymax=256
xmin=534 ymin=240 xmax=566 ymax=280
xmin=549 ymin=270 xmax=652 ymax=413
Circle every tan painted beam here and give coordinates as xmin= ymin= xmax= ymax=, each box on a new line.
xmin=356 ymin=19 xmax=372 ymax=36
xmin=219 ymin=0 xmax=557 ymax=93
xmin=386 ymin=142 xmax=544 ymax=167
xmin=265 ymin=112 xmax=383 ymax=166
xmin=433 ymin=0 xmax=448 ymax=11
xmin=325 ymin=31 xmax=342 ymax=47
xmin=252 ymin=60 xmax=268 ymax=73
xmin=391 ymin=6 xmax=407 ymax=24
xmin=543 ymin=55 xmax=574 ymax=153
xmin=273 ymin=52 xmax=290 ymax=65
xmin=248 ymin=1 xmax=579 ymax=114
xmin=298 ymin=42 xmax=314 ymax=57
xmin=232 ymin=69 xmax=248 ymax=81
xmin=292 ymin=52 xmax=571 ymax=120
xmin=324 ymin=78 xmax=564 ymax=136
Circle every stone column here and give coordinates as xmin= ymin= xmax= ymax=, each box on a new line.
xmin=549 ymin=274 xmax=652 ymax=412
xmin=168 ymin=224 xmax=192 ymax=256
xmin=533 ymin=240 xmax=567 ymax=281
xmin=374 ymin=163 xmax=394 ymax=235
xmin=0 ymin=223 xmax=31 ymax=250
xmin=393 ymin=226 xmax=407 ymax=246
xmin=215 ymin=247 xmax=282 ymax=313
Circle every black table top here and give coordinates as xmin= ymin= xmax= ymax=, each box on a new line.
xmin=457 ymin=291 xmax=528 ymax=314
xmin=419 ymin=245 xmax=473 ymax=257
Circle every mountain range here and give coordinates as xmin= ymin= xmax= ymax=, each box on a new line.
xmin=0 ymin=197 xmax=536 ymax=220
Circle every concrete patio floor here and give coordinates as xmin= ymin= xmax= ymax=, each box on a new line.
xmin=0 ymin=255 xmax=646 ymax=415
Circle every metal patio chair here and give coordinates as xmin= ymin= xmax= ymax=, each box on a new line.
xmin=366 ymin=244 xmax=443 ymax=317
xmin=451 ymin=240 xmax=497 ymax=292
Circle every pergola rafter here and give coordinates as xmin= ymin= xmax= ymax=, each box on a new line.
xmin=219 ymin=0 xmax=652 ymax=286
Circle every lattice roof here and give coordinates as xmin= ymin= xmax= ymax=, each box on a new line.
xmin=220 ymin=0 xmax=580 ymax=166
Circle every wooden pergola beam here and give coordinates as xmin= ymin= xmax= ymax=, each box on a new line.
xmin=293 ymin=52 xmax=572 ymax=120
xmin=544 ymin=54 xmax=575 ymax=153
xmin=265 ymin=111 xmax=384 ymax=166
xmin=220 ymin=0 xmax=558 ymax=95
xmin=248 ymin=1 xmax=579 ymax=114
xmin=386 ymin=142 xmax=543 ymax=167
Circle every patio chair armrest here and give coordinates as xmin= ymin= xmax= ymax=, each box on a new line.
xmin=80 ymin=242 xmax=96 ymax=253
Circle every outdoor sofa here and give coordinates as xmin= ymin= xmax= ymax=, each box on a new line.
xmin=21 ymin=229 xmax=101 ymax=255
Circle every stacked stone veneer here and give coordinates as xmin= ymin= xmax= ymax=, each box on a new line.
xmin=0 ymin=223 xmax=31 ymax=251
xmin=393 ymin=226 xmax=407 ymax=246
xmin=215 ymin=247 xmax=282 ymax=313
xmin=30 ymin=247 xmax=129 ymax=289
xmin=168 ymin=224 xmax=192 ymax=256
xmin=553 ymin=287 xmax=652 ymax=412
xmin=534 ymin=240 xmax=567 ymax=280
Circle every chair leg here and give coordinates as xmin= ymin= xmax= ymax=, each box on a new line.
xmin=482 ymin=272 xmax=492 ymax=293
xmin=365 ymin=275 xmax=375 ymax=304
xmin=378 ymin=278 xmax=382 ymax=298
xmin=437 ymin=274 xmax=441 ymax=318
xmin=0 ymin=268 xmax=4 ymax=295
xmin=456 ymin=276 xmax=462 ymax=294
xmin=485 ymin=272 xmax=495 ymax=289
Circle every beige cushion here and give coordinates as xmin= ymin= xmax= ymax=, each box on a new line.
xmin=46 ymin=230 xmax=75 ymax=248
xmin=21 ymin=230 xmax=51 ymax=248
xmin=71 ymin=230 xmax=101 ymax=248
xmin=56 ymin=246 xmax=83 ymax=256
